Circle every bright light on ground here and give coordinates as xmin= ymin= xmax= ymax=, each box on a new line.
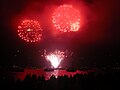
xmin=42 ymin=49 xmax=73 ymax=68
xmin=46 ymin=53 xmax=64 ymax=68
xmin=45 ymin=50 xmax=65 ymax=68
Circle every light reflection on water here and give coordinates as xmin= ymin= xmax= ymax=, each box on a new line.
xmin=10 ymin=69 xmax=92 ymax=80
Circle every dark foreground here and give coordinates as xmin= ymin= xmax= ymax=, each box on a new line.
xmin=0 ymin=68 xmax=120 ymax=90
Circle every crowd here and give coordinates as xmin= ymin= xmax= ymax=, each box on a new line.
xmin=0 ymin=70 xmax=120 ymax=90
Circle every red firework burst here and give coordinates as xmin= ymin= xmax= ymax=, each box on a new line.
xmin=52 ymin=4 xmax=80 ymax=32
xmin=18 ymin=20 xmax=42 ymax=43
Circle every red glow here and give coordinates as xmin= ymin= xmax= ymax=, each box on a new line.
xmin=12 ymin=68 xmax=91 ymax=80
xmin=18 ymin=20 xmax=42 ymax=43
xmin=52 ymin=4 xmax=80 ymax=32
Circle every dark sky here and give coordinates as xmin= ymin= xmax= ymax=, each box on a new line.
xmin=0 ymin=0 xmax=120 ymax=67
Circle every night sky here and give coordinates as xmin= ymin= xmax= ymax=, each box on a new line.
xmin=0 ymin=0 xmax=120 ymax=67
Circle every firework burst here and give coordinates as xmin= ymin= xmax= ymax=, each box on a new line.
xmin=52 ymin=4 xmax=80 ymax=32
xmin=18 ymin=20 xmax=42 ymax=43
